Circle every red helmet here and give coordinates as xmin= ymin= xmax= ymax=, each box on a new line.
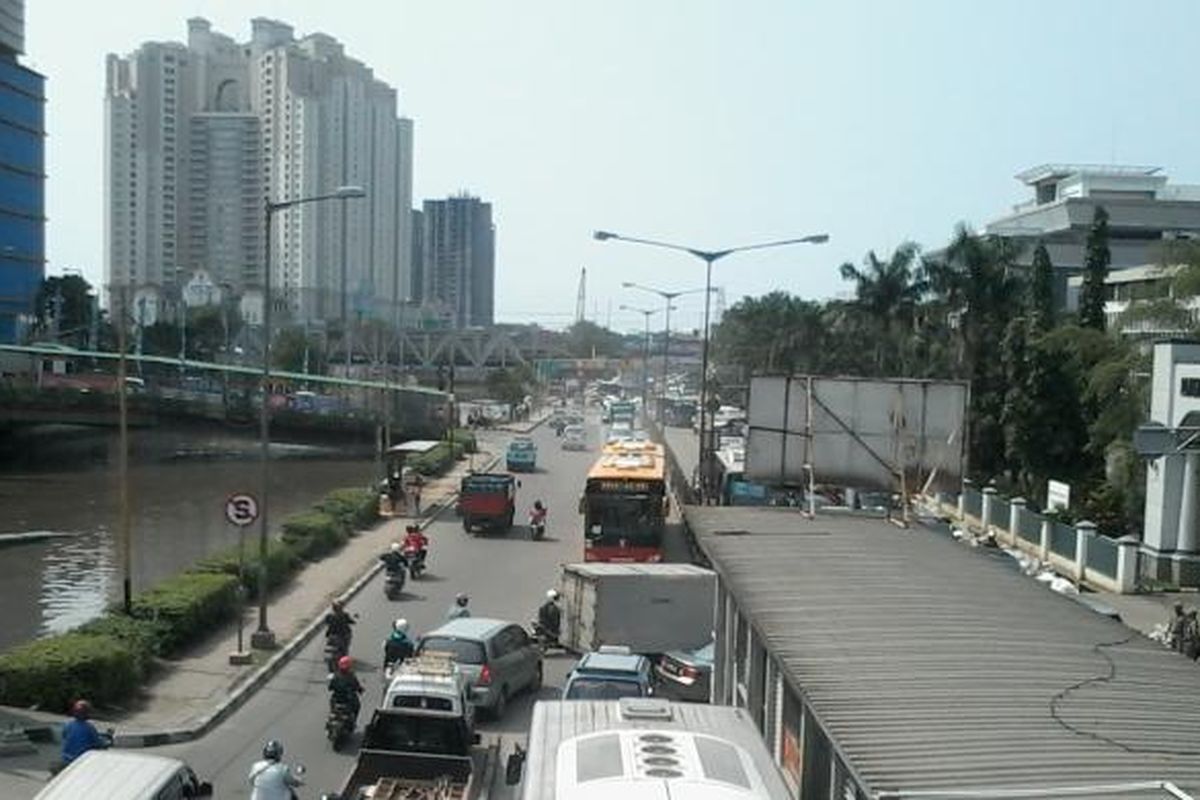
xmin=71 ymin=699 xmax=91 ymax=720
xmin=337 ymin=655 xmax=354 ymax=673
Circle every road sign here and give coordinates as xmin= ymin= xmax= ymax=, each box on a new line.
xmin=224 ymin=493 xmax=259 ymax=527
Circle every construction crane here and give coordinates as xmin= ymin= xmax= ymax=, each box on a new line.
xmin=575 ymin=267 xmax=587 ymax=324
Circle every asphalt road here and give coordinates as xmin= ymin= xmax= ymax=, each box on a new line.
xmin=163 ymin=416 xmax=602 ymax=798
xmin=0 ymin=413 xmax=600 ymax=799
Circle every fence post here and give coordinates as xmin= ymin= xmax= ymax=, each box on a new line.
xmin=1116 ymin=535 xmax=1141 ymax=594
xmin=1008 ymin=497 xmax=1026 ymax=548
xmin=958 ymin=478 xmax=971 ymax=523
xmin=1039 ymin=517 xmax=1051 ymax=561
xmin=1075 ymin=520 xmax=1096 ymax=586
xmin=981 ymin=486 xmax=996 ymax=534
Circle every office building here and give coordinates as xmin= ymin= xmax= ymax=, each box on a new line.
xmin=419 ymin=195 xmax=494 ymax=328
xmin=0 ymin=0 xmax=44 ymax=342
xmin=104 ymin=17 xmax=413 ymax=327
xmin=984 ymin=164 xmax=1200 ymax=304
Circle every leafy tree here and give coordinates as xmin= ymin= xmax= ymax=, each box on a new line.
xmin=272 ymin=326 xmax=325 ymax=373
xmin=838 ymin=243 xmax=925 ymax=373
xmin=1079 ymin=206 xmax=1110 ymax=330
xmin=565 ymin=320 xmax=624 ymax=359
xmin=485 ymin=366 xmax=533 ymax=406
xmin=1000 ymin=317 xmax=1028 ymax=476
xmin=1028 ymin=243 xmax=1055 ymax=334
xmin=32 ymin=275 xmax=96 ymax=345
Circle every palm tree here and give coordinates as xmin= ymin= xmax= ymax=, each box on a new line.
xmin=838 ymin=242 xmax=926 ymax=375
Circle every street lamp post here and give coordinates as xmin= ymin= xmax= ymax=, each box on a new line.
xmin=252 ymin=184 xmax=365 ymax=650
xmin=619 ymin=304 xmax=664 ymax=414
xmin=596 ymin=230 xmax=828 ymax=504
xmin=622 ymin=281 xmax=715 ymax=419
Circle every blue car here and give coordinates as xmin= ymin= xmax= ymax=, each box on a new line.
xmin=506 ymin=437 xmax=537 ymax=472
xmin=562 ymin=646 xmax=653 ymax=700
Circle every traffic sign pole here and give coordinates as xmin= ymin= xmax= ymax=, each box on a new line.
xmin=224 ymin=493 xmax=259 ymax=665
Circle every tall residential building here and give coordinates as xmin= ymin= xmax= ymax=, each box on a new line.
xmin=420 ymin=195 xmax=495 ymax=328
xmin=104 ymin=17 xmax=413 ymax=327
xmin=0 ymin=0 xmax=45 ymax=343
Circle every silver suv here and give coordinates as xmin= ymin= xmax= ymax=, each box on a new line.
xmin=417 ymin=617 xmax=543 ymax=718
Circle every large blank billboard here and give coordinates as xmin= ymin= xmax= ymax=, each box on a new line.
xmin=746 ymin=376 xmax=968 ymax=492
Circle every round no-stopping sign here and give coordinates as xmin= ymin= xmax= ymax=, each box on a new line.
xmin=224 ymin=493 xmax=260 ymax=527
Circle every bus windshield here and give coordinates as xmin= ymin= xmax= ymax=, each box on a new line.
xmin=584 ymin=491 xmax=664 ymax=544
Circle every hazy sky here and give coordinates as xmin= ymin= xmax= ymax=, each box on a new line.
xmin=25 ymin=1 xmax=1200 ymax=332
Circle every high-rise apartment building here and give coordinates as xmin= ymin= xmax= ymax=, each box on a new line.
xmin=0 ymin=0 xmax=45 ymax=343
xmin=419 ymin=195 xmax=494 ymax=328
xmin=104 ymin=18 xmax=413 ymax=327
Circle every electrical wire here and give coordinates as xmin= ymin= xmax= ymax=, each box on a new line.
xmin=1049 ymin=634 xmax=1200 ymax=758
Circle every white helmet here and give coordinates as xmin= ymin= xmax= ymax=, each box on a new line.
xmin=393 ymin=618 xmax=409 ymax=634
xmin=390 ymin=542 xmax=401 ymax=553
xmin=546 ymin=589 xmax=560 ymax=601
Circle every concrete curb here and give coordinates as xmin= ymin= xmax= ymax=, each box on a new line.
xmin=111 ymin=452 xmax=503 ymax=748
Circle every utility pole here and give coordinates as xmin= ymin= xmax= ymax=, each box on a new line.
xmin=114 ymin=284 xmax=133 ymax=613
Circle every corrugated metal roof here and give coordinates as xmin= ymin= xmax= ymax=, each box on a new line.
xmin=686 ymin=506 xmax=1200 ymax=799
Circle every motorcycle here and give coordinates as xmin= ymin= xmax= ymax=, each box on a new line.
xmin=403 ymin=545 xmax=426 ymax=579
xmin=324 ymin=629 xmax=352 ymax=672
xmin=530 ymin=619 xmax=561 ymax=652
xmin=49 ymin=728 xmax=114 ymax=776
xmin=383 ymin=566 xmax=407 ymax=599
xmin=325 ymin=700 xmax=356 ymax=751
xmin=529 ymin=510 xmax=547 ymax=541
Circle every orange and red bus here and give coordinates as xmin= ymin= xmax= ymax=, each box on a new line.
xmin=580 ymin=440 xmax=668 ymax=562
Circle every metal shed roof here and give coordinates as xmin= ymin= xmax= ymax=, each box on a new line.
xmin=686 ymin=506 xmax=1200 ymax=799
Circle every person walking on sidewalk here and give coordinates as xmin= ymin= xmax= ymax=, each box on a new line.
xmin=248 ymin=739 xmax=304 ymax=800
xmin=1169 ymin=602 xmax=1187 ymax=652
xmin=1185 ymin=609 xmax=1200 ymax=661
xmin=410 ymin=473 xmax=425 ymax=517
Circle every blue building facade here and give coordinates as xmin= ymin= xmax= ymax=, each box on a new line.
xmin=0 ymin=55 xmax=44 ymax=343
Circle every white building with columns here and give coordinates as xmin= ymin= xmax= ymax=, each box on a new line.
xmin=104 ymin=17 xmax=414 ymax=328
xmin=1142 ymin=340 xmax=1200 ymax=584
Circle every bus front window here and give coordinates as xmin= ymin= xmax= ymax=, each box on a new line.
xmin=585 ymin=494 xmax=661 ymax=543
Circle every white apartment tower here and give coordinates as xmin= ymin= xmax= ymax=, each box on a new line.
xmin=104 ymin=18 xmax=414 ymax=327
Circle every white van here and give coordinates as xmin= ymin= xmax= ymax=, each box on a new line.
xmin=35 ymin=750 xmax=212 ymax=800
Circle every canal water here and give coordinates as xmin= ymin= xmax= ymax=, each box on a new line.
xmin=0 ymin=425 xmax=376 ymax=651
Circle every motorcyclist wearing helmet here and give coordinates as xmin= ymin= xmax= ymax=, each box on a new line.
xmin=446 ymin=592 xmax=471 ymax=620
xmin=383 ymin=618 xmax=416 ymax=671
xmin=536 ymin=588 xmax=561 ymax=642
xmin=248 ymin=739 xmax=304 ymax=800
xmin=324 ymin=600 xmax=355 ymax=640
xmin=328 ymin=655 xmax=364 ymax=720
xmin=402 ymin=524 xmax=429 ymax=567
xmin=379 ymin=542 xmax=408 ymax=574
xmin=61 ymin=699 xmax=108 ymax=766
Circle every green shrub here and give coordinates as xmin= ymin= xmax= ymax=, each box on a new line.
xmin=0 ymin=632 xmax=142 ymax=712
xmin=281 ymin=510 xmax=344 ymax=559
xmin=77 ymin=613 xmax=170 ymax=667
xmin=317 ymin=487 xmax=378 ymax=532
xmin=192 ymin=539 xmax=300 ymax=597
xmin=447 ymin=429 xmax=477 ymax=454
xmin=130 ymin=572 xmax=240 ymax=654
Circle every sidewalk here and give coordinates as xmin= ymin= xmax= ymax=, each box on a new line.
xmin=0 ymin=440 xmax=506 ymax=745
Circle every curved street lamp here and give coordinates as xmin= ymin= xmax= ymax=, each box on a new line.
xmin=597 ymin=230 xmax=828 ymax=503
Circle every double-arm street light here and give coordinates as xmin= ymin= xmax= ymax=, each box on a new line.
xmin=596 ymin=230 xmax=829 ymax=503
xmin=252 ymin=184 xmax=365 ymax=650
xmin=619 ymin=303 xmax=670 ymax=413
xmin=622 ymin=281 xmax=714 ymax=418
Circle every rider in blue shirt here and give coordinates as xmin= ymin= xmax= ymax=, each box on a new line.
xmin=61 ymin=700 xmax=106 ymax=764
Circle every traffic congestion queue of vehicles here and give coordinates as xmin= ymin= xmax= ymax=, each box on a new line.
xmin=579 ymin=439 xmax=669 ymax=562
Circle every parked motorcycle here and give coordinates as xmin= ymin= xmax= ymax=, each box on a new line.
xmin=384 ymin=567 xmax=407 ymax=599
xmin=325 ymin=700 xmax=356 ymax=751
